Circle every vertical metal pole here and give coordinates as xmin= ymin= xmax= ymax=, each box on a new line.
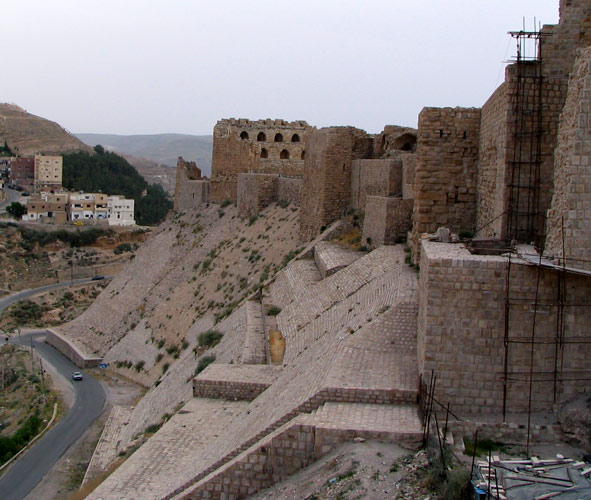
xmin=503 ymin=255 xmax=512 ymax=422
xmin=526 ymin=254 xmax=543 ymax=454
xmin=433 ymin=411 xmax=446 ymax=478
xmin=470 ymin=429 xmax=479 ymax=478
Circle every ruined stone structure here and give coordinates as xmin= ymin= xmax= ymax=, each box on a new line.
xmin=209 ymin=118 xmax=312 ymax=203
xmin=299 ymin=127 xmax=374 ymax=240
xmin=174 ymin=156 xmax=208 ymax=212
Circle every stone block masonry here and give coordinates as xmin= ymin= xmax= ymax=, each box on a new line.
xmin=237 ymin=173 xmax=278 ymax=217
xmin=277 ymin=177 xmax=302 ymax=207
xmin=410 ymin=107 xmax=481 ymax=260
xmin=210 ymin=118 xmax=313 ymax=203
xmin=350 ymin=158 xmax=403 ymax=210
xmin=362 ymin=196 xmax=413 ymax=248
xmin=299 ymin=127 xmax=373 ymax=241
xmin=417 ymin=241 xmax=591 ymax=415
xmin=546 ymin=46 xmax=591 ymax=268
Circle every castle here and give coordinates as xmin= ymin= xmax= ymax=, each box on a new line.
xmin=174 ymin=0 xmax=591 ymax=419
xmin=44 ymin=1 xmax=591 ymax=498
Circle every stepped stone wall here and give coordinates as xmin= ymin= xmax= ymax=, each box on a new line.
xmin=410 ymin=107 xmax=481 ymax=259
xmin=546 ymin=46 xmax=591 ymax=268
xmin=299 ymin=127 xmax=373 ymax=240
xmin=350 ymin=158 xmax=403 ymax=210
xmin=418 ymin=241 xmax=591 ymax=415
xmin=362 ymin=196 xmax=413 ymax=248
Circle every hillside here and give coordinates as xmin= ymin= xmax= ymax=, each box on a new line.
xmin=75 ymin=132 xmax=213 ymax=176
xmin=0 ymin=104 xmax=91 ymax=156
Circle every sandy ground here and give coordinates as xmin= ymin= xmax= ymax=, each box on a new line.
xmin=23 ymin=347 xmax=144 ymax=500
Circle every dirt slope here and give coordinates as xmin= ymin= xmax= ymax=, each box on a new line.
xmin=0 ymin=104 xmax=90 ymax=156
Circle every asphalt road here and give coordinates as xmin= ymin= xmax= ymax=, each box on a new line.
xmin=0 ymin=276 xmax=111 ymax=320
xmin=0 ymin=188 xmax=22 ymax=213
xmin=0 ymin=335 xmax=107 ymax=498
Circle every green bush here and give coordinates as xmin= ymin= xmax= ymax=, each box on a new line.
xmin=196 ymin=355 xmax=216 ymax=375
xmin=267 ymin=306 xmax=281 ymax=316
xmin=220 ymin=199 xmax=232 ymax=208
xmin=114 ymin=243 xmax=134 ymax=254
xmin=198 ymin=330 xmax=223 ymax=347
xmin=0 ymin=414 xmax=42 ymax=464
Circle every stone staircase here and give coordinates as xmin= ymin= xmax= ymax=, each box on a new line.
xmin=86 ymin=244 xmax=422 ymax=500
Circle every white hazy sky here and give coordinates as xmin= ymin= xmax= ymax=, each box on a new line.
xmin=2 ymin=1 xmax=559 ymax=136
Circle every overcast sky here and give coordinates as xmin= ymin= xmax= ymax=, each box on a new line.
xmin=2 ymin=1 xmax=559 ymax=136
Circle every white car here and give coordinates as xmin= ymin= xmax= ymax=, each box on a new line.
xmin=72 ymin=371 xmax=83 ymax=381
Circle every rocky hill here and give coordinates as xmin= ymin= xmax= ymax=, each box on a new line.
xmin=0 ymin=104 xmax=91 ymax=156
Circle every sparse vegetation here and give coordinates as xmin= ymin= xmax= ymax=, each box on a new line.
xmin=198 ymin=330 xmax=223 ymax=348
xmin=196 ymin=355 xmax=216 ymax=375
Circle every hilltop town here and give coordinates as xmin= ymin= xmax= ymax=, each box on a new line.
xmin=1 ymin=1 xmax=591 ymax=499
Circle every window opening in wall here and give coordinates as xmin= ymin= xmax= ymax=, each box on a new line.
xmin=274 ymin=133 xmax=283 ymax=142
xmin=301 ymin=151 xmax=306 ymax=160
xmin=257 ymin=132 xmax=266 ymax=142
xmin=240 ymin=131 xmax=249 ymax=140
xmin=291 ymin=134 xmax=300 ymax=142
xmin=463 ymin=131 xmax=467 ymax=139
xmin=261 ymin=148 xmax=268 ymax=159
xmin=439 ymin=130 xmax=444 ymax=138
xmin=280 ymin=149 xmax=290 ymax=160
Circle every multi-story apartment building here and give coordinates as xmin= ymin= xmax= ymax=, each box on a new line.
xmin=34 ymin=154 xmax=62 ymax=191
xmin=9 ymin=157 xmax=35 ymax=190
xmin=22 ymin=191 xmax=135 ymax=226
xmin=69 ymin=192 xmax=108 ymax=221
xmin=107 ymin=195 xmax=135 ymax=226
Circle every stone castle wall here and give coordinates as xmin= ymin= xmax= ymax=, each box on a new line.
xmin=410 ymin=107 xmax=481 ymax=258
xmin=418 ymin=241 xmax=591 ymax=415
xmin=299 ymin=127 xmax=373 ymax=241
xmin=237 ymin=173 xmax=279 ymax=217
xmin=362 ymin=196 xmax=413 ymax=248
xmin=401 ymin=155 xmax=416 ymax=200
xmin=277 ymin=177 xmax=302 ymax=207
xmin=546 ymin=46 xmax=591 ymax=268
xmin=350 ymin=158 xmax=403 ymax=211
xmin=476 ymin=83 xmax=509 ymax=239
xmin=475 ymin=0 xmax=591 ymax=243
xmin=210 ymin=119 xmax=312 ymax=203
xmin=174 ymin=156 xmax=208 ymax=211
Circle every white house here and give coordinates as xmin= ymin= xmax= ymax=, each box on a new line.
xmin=107 ymin=195 xmax=135 ymax=226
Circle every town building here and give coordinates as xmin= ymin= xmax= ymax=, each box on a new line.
xmin=107 ymin=195 xmax=135 ymax=226
xmin=33 ymin=154 xmax=62 ymax=191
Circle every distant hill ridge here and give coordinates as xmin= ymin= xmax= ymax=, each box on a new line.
xmin=75 ymin=132 xmax=213 ymax=176
xmin=0 ymin=103 xmax=91 ymax=156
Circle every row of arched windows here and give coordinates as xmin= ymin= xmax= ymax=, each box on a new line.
xmin=260 ymin=148 xmax=305 ymax=160
xmin=240 ymin=131 xmax=300 ymax=143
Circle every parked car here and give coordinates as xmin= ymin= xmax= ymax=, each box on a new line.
xmin=91 ymin=275 xmax=105 ymax=281
xmin=72 ymin=371 xmax=83 ymax=381
xmin=21 ymin=191 xmax=30 ymax=196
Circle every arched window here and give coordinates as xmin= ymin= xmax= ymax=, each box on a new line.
xmin=291 ymin=134 xmax=300 ymax=143
xmin=240 ymin=131 xmax=249 ymax=140
xmin=274 ymin=133 xmax=283 ymax=142
xmin=301 ymin=151 xmax=306 ymax=160
xmin=280 ymin=149 xmax=290 ymax=160
xmin=257 ymin=131 xmax=266 ymax=142
xmin=260 ymin=148 xmax=268 ymax=159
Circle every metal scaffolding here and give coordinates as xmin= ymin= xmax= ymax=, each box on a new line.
xmin=506 ymin=28 xmax=545 ymax=248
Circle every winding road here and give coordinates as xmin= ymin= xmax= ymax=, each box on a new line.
xmin=0 ymin=282 xmax=109 ymax=500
